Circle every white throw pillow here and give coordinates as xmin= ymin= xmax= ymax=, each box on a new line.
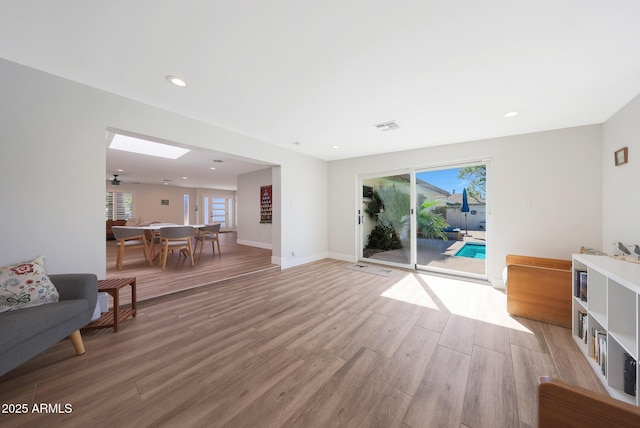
xmin=0 ymin=256 xmax=60 ymax=313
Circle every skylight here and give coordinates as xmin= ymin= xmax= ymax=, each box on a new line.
xmin=109 ymin=134 xmax=190 ymax=159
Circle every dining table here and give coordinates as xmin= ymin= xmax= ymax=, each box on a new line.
xmin=138 ymin=224 xmax=205 ymax=264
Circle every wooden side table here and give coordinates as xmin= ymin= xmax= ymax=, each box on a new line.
xmin=82 ymin=277 xmax=136 ymax=333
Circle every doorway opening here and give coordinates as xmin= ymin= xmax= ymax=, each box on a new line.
xmin=203 ymin=194 xmax=235 ymax=232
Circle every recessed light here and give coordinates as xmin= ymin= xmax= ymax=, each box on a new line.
xmin=166 ymin=75 xmax=187 ymax=87
xmin=117 ymin=169 xmax=124 ymax=172
xmin=210 ymin=167 xmax=216 ymax=170
xmin=504 ymin=111 xmax=520 ymax=118
xmin=331 ymin=145 xmax=339 ymax=149
xmin=182 ymin=177 xmax=188 ymax=180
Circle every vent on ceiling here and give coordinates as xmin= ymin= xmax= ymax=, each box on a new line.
xmin=374 ymin=120 xmax=400 ymax=131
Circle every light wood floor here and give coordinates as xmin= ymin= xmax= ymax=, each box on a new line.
xmin=0 ymin=259 xmax=607 ymax=427
xmin=105 ymin=231 xmax=278 ymax=305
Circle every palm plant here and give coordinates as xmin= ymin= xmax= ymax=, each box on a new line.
xmin=364 ymin=186 xmax=410 ymax=251
xmin=375 ymin=186 xmax=411 ymax=237
xmin=416 ymin=200 xmax=449 ymax=240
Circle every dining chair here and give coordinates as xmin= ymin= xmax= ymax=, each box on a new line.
xmin=111 ymin=226 xmax=151 ymax=270
xmin=194 ymin=223 xmax=222 ymax=259
xmin=158 ymin=226 xmax=195 ymax=270
xmin=144 ymin=229 xmax=162 ymax=261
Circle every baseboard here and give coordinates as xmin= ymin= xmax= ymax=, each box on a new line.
xmin=327 ymin=252 xmax=358 ymax=263
xmin=236 ymin=239 xmax=273 ymax=250
xmin=280 ymin=252 xmax=328 ymax=269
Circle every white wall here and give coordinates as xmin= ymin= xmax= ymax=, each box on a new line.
xmin=328 ymin=125 xmax=603 ymax=286
xmin=0 ymin=58 xmax=328 ymax=276
xmin=603 ymin=92 xmax=640 ymax=253
xmin=107 ymin=182 xmax=197 ymax=225
xmin=237 ymin=168 xmax=273 ymax=249
xmin=279 ymin=157 xmax=328 ymax=268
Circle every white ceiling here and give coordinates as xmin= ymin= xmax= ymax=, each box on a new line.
xmin=105 ymin=130 xmax=272 ymax=190
xmin=2 ymin=1 xmax=640 ymax=169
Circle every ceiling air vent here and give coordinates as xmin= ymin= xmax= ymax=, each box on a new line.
xmin=374 ymin=120 xmax=400 ymax=131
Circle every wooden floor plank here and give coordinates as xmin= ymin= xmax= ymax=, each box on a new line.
xmin=474 ymin=320 xmax=512 ymax=355
xmin=461 ymin=345 xmax=519 ymax=428
xmin=416 ymin=306 xmax=451 ymax=332
xmin=379 ymin=325 xmax=440 ymax=396
xmin=280 ymin=347 xmax=386 ymax=427
xmin=508 ymin=316 xmax=551 ymax=354
xmin=511 ymin=343 xmax=560 ymax=427
xmin=540 ymin=322 xmax=608 ymax=394
xmin=361 ymin=310 xmax=420 ymax=358
xmin=160 ymin=349 xmax=306 ymax=427
xmin=222 ymin=350 xmax=346 ymax=428
xmin=403 ymin=345 xmax=471 ymax=427
xmin=439 ymin=313 xmax=478 ymax=355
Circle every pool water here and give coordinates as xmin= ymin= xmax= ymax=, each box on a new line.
xmin=454 ymin=242 xmax=486 ymax=259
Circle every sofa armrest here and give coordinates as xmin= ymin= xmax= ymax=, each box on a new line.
xmin=50 ymin=273 xmax=98 ymax=306
xmin=538 ymin=376 xmax=640 ymax=427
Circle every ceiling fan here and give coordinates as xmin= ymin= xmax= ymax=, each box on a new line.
xmin=107 ymin=174 xmax=140 ymax=186
xmin=110 ymin=174 xmax=121 ymax=185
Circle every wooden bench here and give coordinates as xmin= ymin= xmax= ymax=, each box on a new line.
xmin=506 ymin=254 xmax=572 ymax=328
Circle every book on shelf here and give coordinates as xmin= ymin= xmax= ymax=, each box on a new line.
xmin=575 ymin=270 xmax=586 ymax=298
xmin=579 ymin=271 xmax=588 ymax=302
xmin=624 ymin=353 xmax=637 ymax=397
xmin=577 ymin=311 xmax=588 ymax=342
xmin=592 ymin=328 xmax=606 ymax=365
xmin=600 ymin=336 xmax=607 ymax=376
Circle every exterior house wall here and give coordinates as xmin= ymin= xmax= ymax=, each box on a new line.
xmin=445 ymin=205 xmax=487 ymax=231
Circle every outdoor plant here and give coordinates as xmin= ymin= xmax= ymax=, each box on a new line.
xmin=417 ymin=200 xmax=449 ymax=240
xmin=374 ymin=186 xmax=410 ymax=237
xmin=365 ymin=224 xmax=402 ymax=253
xmin=365 ymin=186 xmax=410 ymax=251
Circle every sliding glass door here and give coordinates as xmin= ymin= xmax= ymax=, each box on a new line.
xmin=414 ymin=164 xmax=487 ymax=278
xmin=359 ymin=162 xmax=488 ymax=279
xmin=360 ymin=172 xmax=414 ymax=269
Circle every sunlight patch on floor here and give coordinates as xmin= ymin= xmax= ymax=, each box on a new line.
xmin=379 ymin=271 xmax=533 ymax=334
xmin=380 ymin=274 xmax=439 ymax=310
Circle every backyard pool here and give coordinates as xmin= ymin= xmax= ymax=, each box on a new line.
xmin=454 ymin=242 xmax=486 ymax=259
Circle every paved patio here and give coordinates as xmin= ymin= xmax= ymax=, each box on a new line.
xmin=368 ymin=230 xmax=486 ymax=275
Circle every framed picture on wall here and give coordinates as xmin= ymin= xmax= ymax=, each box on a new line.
xmin=615 ymin=147 xmax=628 ymax=166
xmin=260 ymin=185 xmax=272 ymax=224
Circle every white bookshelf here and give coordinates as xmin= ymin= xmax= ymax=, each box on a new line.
xmin=572 ymin=253 xmax=640 ymax=405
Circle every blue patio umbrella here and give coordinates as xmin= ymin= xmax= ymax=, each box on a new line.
xmin=461 ymin=188 xmax=470 ymax=236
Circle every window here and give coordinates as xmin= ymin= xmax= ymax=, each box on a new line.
xmin=183 ymin=194 xmax=189 ymax=225
xmin=106 ymin=191 xmax=134 ymax=220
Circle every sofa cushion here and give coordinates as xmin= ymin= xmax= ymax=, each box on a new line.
xmin=0 ymin=300 xmax=88 ymax=350
xmin=0 ymin=257 xmax=59 ymax=313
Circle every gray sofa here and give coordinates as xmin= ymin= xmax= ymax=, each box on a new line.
xmin=0 ymin=273 xmax=97 ymax=378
